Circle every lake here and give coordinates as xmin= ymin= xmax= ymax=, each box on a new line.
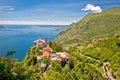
xmin=0 ymin=25 xmax=67 ymax=61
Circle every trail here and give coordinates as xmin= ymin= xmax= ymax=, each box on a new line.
xmin=79 ymin=53 xmax=100 ymax=62
xmin=79 ymin=52 xmax=116 ymax=80
xmin=103 ymin=63 xmax=115 ymax=80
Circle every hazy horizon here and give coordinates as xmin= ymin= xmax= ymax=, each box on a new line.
xmin=0 ymin=0 xmax=120 ymax=25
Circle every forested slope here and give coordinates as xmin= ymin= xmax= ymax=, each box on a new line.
xmin=55 ymin=7 xmax=120 ymax=46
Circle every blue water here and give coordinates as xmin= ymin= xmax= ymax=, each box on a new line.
xmin=0 ymin=25 xmax=67 ymax=61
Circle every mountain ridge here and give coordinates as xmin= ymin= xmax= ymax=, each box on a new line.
xmin=55 ymin=7 xmax=120 ymax=46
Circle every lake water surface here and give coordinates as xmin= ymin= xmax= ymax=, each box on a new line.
xmin=0 ymin=25 xmax=67 ymax=61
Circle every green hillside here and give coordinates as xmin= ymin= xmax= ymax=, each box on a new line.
xmin=55 ymin=7 xmax=120 ymax=46
xmin=81 ymin=33 xmax=120 ymax=78
xmin=0 ymin=33 xmax=120 ymax=80
xmin=0 ymin=7 xmax=120 ymax=80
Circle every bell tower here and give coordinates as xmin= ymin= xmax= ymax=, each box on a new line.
xmin=45 ymin=37 xmax=47 ymax=44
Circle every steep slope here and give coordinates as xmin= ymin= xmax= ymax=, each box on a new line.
xmin=79 ymin=33 xmax=120 ymax=80
xmin=55 ymin=7 xmax=120 ymax=45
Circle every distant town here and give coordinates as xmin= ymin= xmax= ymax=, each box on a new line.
xmin=34 ymin=38 xmax=70 ymax=73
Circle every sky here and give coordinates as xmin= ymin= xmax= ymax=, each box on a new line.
xmin=0 ymin=0 xmax=120 ymax=25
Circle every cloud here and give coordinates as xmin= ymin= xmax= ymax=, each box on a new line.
xmin=81 ymin=4 xmax=102 ymax=13
xmin=0 ymin=6 xmax=15 ymax=11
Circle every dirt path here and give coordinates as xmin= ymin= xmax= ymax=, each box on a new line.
xmin=103 ymin=63 xmax=115 ymax=80
xmin=79 ymin=52 xmax=115 ymax=80
xmin=79 ymin=52 xmax=100 ymax=62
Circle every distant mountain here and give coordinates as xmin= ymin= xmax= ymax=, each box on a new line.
xmin=55 ymin=7 xmax=120 ymax=45
xmin=0 ymin=25 xmax=4 ymax=29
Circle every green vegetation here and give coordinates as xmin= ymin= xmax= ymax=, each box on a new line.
xmin=0 ymin=49 xmax=19 ymax=80
xmin=0 ymin=7 xmax=120 ymax=80
xmin=79 ymin=34 xmax=120 ymax=79
xmin=0 ymin=57 xmax=15 ymax=80
xmin=0 ymin=41 xmax=108 ymax=80
xmin=0 ymin=35 xmax=119 ymax=80
xmin=55 ymin=7 xmax=120 ymax=46
xmin=0 ymin=42 xmax=65 ymax=80
xmin=5 ymin=49 xmax=16 ymax=58
xmin=48 ymin=41 xmax=64 ymax=52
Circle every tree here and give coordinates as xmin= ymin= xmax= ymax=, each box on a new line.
xmin=48 ymin=41 xmax=64 ymax=52
xmin=0 ymin=58 xmax=16 ymax=80
xmin=5 ymin=49 xmax=16 ymax=58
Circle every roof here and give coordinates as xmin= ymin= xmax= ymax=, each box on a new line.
xmin=34 ymin=39 xmax=47 ymax=48
xmin=43 ymin=51 xmax=50 ymax=57
xmin=41 ymin=61 xmax=46 ymax=64
xmin=37 ymin=55 xmax=42 ymax=60
xmin=56 ymin=52 xmax=69 ymax=58
xmin=50 ymin=57 xmax=57 ymax=61
xmin=34 ymin=39 xmax=46 ymax=44
xmin=43 ymin=47 xmax=52 ymax=52
xmin=56 ymin=52 xmax=68 ymax=55
xmin=57 ymin=57 xmax=62 ymax=62
xmin=41 ymin=64 xmax=46 ymax=67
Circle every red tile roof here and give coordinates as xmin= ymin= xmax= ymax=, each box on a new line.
xmin=57 ymin=57 xmax=62 ymax=62
xmin=43 ymin=47 xmax=52 ymax=52
xmin=43 ymin=51 xmax=50 ymax=57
